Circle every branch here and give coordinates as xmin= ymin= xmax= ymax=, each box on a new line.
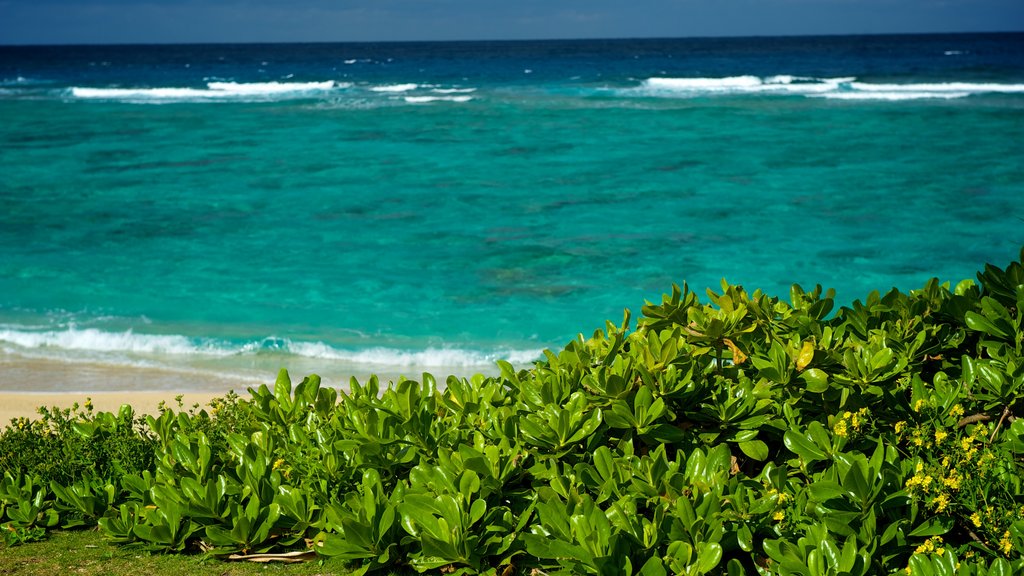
xmin=989 ymin=405 xmax=1012 ymax=445
xmin=957 ymin=413 xmax=991 ymax=428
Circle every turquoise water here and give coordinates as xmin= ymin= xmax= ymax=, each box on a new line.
xmin=1 ymin=35 xmax=1023 ymax=389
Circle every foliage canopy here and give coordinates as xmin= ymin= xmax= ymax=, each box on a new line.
xmin=3 ymin=251 xmax=1024 ymax=575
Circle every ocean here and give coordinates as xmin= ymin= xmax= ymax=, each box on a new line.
xmin=1 ymin=33 xmax=1022 ymax=392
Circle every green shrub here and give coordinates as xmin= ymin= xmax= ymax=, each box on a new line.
xmin=0 ymin=402 xmax=155 ymax=486
xmin=3 ymin=250 xmax=1024 ymax=575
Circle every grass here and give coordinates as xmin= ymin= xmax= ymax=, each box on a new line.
xmin=0 ymin=530 xmax=366 ymax=576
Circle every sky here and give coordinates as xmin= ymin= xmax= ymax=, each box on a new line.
xmin=1 ymin=0 xmax=1022 ymax=45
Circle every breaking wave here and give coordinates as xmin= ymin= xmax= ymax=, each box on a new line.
xmin=0 ymin=326 xmax=541 ymax=369
xmin=630 ymin=75 xmax=1024 ymax=100
xmin=68 ymin=81 xmax=342 ymax=102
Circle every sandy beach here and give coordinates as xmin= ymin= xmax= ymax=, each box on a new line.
xmin=0 ymin=390 xmax=226 ymax=424
xmin=0 ymin=355 xmax=264 ymax=423
xmin=0 ymin=354 xmax=445 ymax=423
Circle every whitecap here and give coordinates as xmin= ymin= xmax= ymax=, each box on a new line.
xmin=287 ymin=341 xmax=539 ymax=367
xmin=68 ymin=81 xmax=340 ymax=102
xmin=0 ymin=327 xmax=228 ymax=356
xmin=403 ymin=95 xmax=474 ymax=104
xmin=644 ymin=75 xmax=763 ymax=90
xmin=630 ymin=75 xmax=1024 ymax=100
xmin=0 ymin=326 xmax=538 ymax=368
xmin=370 ymin=83 xmax=418 ymax=92
xmin=848 ymin=81 xmax=1024 ymax=94
xmin=205 ymin=80 xmax=336 ymax=94
xmin=816 ymin=91 xmax=971 ymax=101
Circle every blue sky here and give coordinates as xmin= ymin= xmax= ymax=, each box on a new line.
xmin=1 ymin=0 xmax=1022 ymax=44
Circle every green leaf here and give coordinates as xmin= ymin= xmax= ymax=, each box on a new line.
xmin=989 ymin=558 xmax=1013 ymax=576
xmin=784 ymin=430 xmax=828 ymax=463
xmin=639 ymin=556 xmax=667 ymax=576
xmin=738 ymin=440 xmax=769 ymax=461
xmin=737 ymin=523 xmax=753 ymax=552
xmin=841 ymin=461 xmax=870 ymax=503
xmin=807 ymin=480 xmax=844 ymax=501
xmin=820 ymin=538 xmax=840 ymax=573
xmin=801 ymin=368 xmax=830 ymax=393
xmin=965 ymin=310 xmax=1010 ymax=339
xmin=459 ymin=470 xmax=481 ymax=497
xmin=696 ymin=542 xmax=723 ymax=573
xmin=908 ymin=553 xmax=937 ymax=576
xmin=908 ymin=515 xmax=953 ymax=537
xmin=593 ymin=446 xmax=618 ymax=482
xmin=522 ymin=532 xmax=588 ymax=562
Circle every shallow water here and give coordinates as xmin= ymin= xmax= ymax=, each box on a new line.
xmin=1 ymin=34 xmax=1023 ymax=390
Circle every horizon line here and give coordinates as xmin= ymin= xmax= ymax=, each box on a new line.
xmin=3 ymin=28 xmax=1023 ymax=49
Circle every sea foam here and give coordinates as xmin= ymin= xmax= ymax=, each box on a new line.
xmin=0 ymin=327 xmax=226 ymax=356
xmin=635 ymin=76 xmax=1024 ymax=100
xmin=69 ymin=81 xmax=341 ymax=102
xmin=205 ymin=81 xmax=338 ymax=94
xmin=640 ymin=75 xmax=853 ymax=95
xmin=403 ymin=95 xmax=474 ymax=104
xmin=0 ymin=327 xmax=540 ymax=368
xmin=370 ymin=83 xmax=419 ymax=92
xmin=287 ymin=341 xmax=539 ymax=366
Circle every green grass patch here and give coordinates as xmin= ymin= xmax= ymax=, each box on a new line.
xmin=0 ymin=529 xmax=358 ymax=575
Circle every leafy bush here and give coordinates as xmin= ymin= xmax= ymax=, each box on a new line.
xmin=3 ymin=250 xmax=1024 ymax=575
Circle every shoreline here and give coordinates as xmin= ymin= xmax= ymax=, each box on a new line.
xmin=0 ymin=353 xmax=499 ymax=423
xmin=0 ymin=355 xmax=258 ymax=422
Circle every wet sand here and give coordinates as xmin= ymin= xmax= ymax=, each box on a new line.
xmin=0 ymin=354 xmax=446 ymax=422
xmin=0 ymin=355 xmax=265 ymax=422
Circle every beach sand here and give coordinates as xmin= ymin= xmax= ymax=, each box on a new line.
xmin=0 ymin=355 xmax=264 ymax=423
xmin=0 ymin=391 xmax=225 ymax=424
xmin=0 ymin=354 xmax=444 ymax=423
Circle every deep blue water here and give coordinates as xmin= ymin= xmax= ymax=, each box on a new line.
xmin=1 ymin=34 xmax=1023 ymax=389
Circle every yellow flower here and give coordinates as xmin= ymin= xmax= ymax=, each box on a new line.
xmin=833 ymin=419 xmax=848 ymax=438
xmin=970 ymin=512 xmax=982 ymax=527
xmin=272 ymin=458 xmax=286 ymax=470
xmin=930 ymin=494 xmax=949 ymax=513
xmin=915 ymin=461 xmax=924 ymax=474
xmin=914 ymin=536 xmax=942 ymax=555
xmin=999 ymin=531 xmax=1013 ymax=556
xmin=850 ymin=407 xmax=868 ymax=430
xmin=773 ymin=510 xmax=785 ymax=521
xmin=934 ymin=429 xmax=948 ymax=445
xmin=914 ymin=399 xmax=927 ymax=412
xmin=895 ymin=421 xmax=907 ymax=434
xmin=942 ymin=473 xmax=960 ymax=491
xmin=949 ymin=404 xmax=964 ymax=419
